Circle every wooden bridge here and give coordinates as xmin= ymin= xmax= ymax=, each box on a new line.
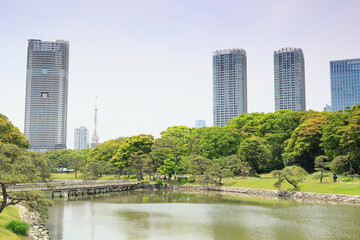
xmin=7 ymin=180 xmax=141 ymax=198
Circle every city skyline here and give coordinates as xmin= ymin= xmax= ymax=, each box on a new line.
xmin=1 ymin=0 xmax=360 ymax=148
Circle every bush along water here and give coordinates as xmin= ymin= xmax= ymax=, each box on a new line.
xmin=155 ymin=179 xmax=163 ymax=185
xmin=6 ymin=220 xmax=29 ymax=236
xmin=188 ymin=177 xmax=196 ymax=183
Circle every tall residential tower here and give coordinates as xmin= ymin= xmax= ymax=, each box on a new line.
xmin=274 ymin=48 xmax=306 ymax=111
xmin=213 ymin=49 xmax=247 ymax=127
xmin=24 ymin=39 xmax=69 ymax=151
xmin=330 ymin=58 xmax=360 ymax=112
xmin=74 ymin=126 xmax=89 ymax=150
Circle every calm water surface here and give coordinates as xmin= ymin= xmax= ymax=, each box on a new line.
xmin=45 ymin=191 xmax=360 ymax=240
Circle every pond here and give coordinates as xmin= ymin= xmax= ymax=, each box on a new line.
xmin=45 ymin=190 xmax=360 ymax=240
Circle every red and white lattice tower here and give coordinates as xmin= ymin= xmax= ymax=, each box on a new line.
xmin=91 ymin=96 xmax=100 ymax=148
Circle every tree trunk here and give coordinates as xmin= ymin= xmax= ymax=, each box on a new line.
xmin=320 ymin=170 xmax=323 ymax=183
xmin=139 ymin=168 xmax=144 ymax=180
xmin=278 ymin=175 xmax=281 ymax=192
xmin=136 ymin=169 xmax=140 ymax=181
xmin=250 ymin=164 xmax=256 ymax=176
xmin=75 ymin=169 xmax=77 ymax=178
xmin=0 ymin=183 xmax=8 ymax=214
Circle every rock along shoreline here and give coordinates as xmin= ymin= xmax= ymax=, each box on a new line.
xmin=18 ymin=204 xmax=50 ymax=240
xmin=144 ymin=184 xmax=360 ymax=205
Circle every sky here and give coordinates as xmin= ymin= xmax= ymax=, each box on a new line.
xmin=1 ymin=0 xmax=360 ymax=149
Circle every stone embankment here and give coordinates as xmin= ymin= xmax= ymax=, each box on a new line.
xmin=149 ymin=184 xmax=360 ymax=204
xmin=18 ymin=205 xmax=50 ymax=240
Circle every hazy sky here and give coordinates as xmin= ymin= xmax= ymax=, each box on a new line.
xmin=1 ymin=0 xmax=360 ymax=148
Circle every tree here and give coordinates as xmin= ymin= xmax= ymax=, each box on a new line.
xmin=272 ymin=166 xmax=307 ymax=191
xmin=158 ymin=154 xmax=178 ymax=180
xmin=89 ymin=138 xmax=126 ymax=162
xmin=314 ymin=155 xmax=330 ymax=183
xmin=45 ymin=149 xmax=73 ymax=171
xmin=67 ymin=150 xmax=86 ymax=178
xmin=150 ymin=138 xmax=178 ymax=175
xmin=129 ymin=151 xmax=151 ymax=180
xmin=337 ymin=105 xmax=360 ymax=173
xmin=188 ymin=156 xmax=212 ymax=177
xmin=330 ymin=155 xmax=355 ymax=175
xmin=238 ymin=137 xmax=272 ymax=175
xmin=81 ymin=161 xmax=104 ymax=180
xmin=208 ymin=163 xmax=233 ymax=185
xmin=0 ymin=143 xmax=52 ymax=219
xmin=282 ymin=112 xmax=328 ymax=172
xmin=190 ymin=127 xmax=242 ymax=160
xmin=0 ymin=114 xmax=29 ymax=149
xmin=160 ymin=126 xmax=194 ymax=156
xmin=111 ymin=135 xmax=154 ymax=173
xmin=219 ymin=155 xmax=250 ymax=176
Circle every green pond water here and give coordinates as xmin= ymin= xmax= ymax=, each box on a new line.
xmin=45 ymin=190 xmax=360 ymax=240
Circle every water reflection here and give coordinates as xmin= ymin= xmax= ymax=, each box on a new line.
xmin=45 ymin=191 xmax=360 ymax=240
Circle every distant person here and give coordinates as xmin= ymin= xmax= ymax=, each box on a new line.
xmin=333 ymin=172 xmax=337 ymax=183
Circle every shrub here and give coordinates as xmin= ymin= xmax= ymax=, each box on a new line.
xmin=130 ymin=175 xmax=137 ymax=179
xmin=143 ymin=179 xmax=150 ymax=184
xmin=343 ymin=177 xmax=352 ymax=182
xmin=188 ymin=177 xmax=195 ymax=183
xmin=6 ymin=220 xmax=29 ymax=236
xmin=155 ymin=179 xmax=163 ymax=185
xmin=179 ymin=178 xmax=187 ymax=184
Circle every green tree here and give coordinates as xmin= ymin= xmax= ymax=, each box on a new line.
xmin=190 ymin=127 xmax=242 ymax=160
xmin=111 ymin=135 xmax=154 ymax=172
xmin=158 ymin=154 xmax=178 ymax=180
xmin=238 ymin=137 xmax=272 ymax=175
xmin=272 ymin=166 xmax=307 ymax=191
xmin=67 ymin=150 xmax=86 ymax=178
xmin=282 ymin=112 xmax=327 ymax=172
xmin=330 ymin=155 xmax=355 ymax=175
xmin=150 ymin=138 xmax=178 ymax=175
xmin=81 ymin=161 xmax=104 ymax=180
xmin=337 ymin=105 xmax=360 ymax=173
xmin=89 ymin=138 xmax=127 ymax=162
xmin=188 ymin=156 xmax=212 ymax=177
xmin=220 ymin=155 xmax=250 ymax=175
xmin=208 ymin=163 xmax=233 ymax=185
xmin=129 ymin=151 xmax=151 ymax=180
xmin=314 ymin=155 xmax=330 ymax=183
xmin=160 ymin=126 xmax=194 ymax=156
xmin=0 ymin=143 xmax=52 ymax=219
xmin=45 ymin=149 xmax=73 ymax=170
xmin=0 ymin=114 xmax=29 ymax=149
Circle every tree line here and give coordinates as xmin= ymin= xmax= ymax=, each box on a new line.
xmin=46 ymin=105 xmax=360 ymax=183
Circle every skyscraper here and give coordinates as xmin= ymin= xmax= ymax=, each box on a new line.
xmin=24 ymin=39 xmax=69 ymax=151
xmin=74 ymin=127 xmax=89 ymax=150
xmin=213 ymin=49 xmax=247 ymax=127
xmin=274 ymin=48 xmax=306 ymax=111
xmin=330 ymin=58 xmax=360 ymax=112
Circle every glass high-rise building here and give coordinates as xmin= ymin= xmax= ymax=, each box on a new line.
xmin=330 ymin=58 xmax=360 ymax=112
xmin=24 ymin=39 xmax=69 ymax=151
xmin=213 ymin=49 xmax=247 ymax=127
xmin=274 ymin=48 xmax=306 ymax=111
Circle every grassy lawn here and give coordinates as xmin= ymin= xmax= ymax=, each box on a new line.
xmin=51 ymin=173 xmax=121 ymax=180
xmin=0 ymin=206 xmax=24 ymax=240
xmin=51 ymin=172 xmax=360 ymax=195
xmin=221 ymin=174 xmax=360 ymax=195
